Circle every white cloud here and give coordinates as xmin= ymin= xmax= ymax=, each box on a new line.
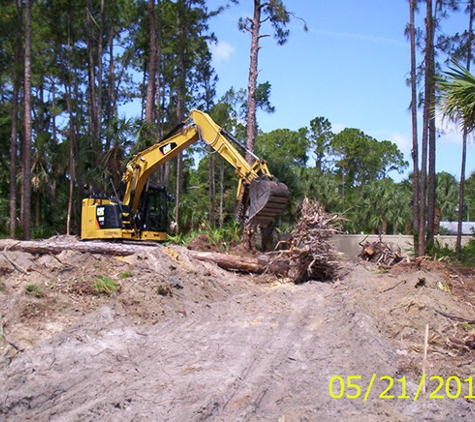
xmin=332 ymin=123 xmax=346 ymax=134
xmin=323 ymin=30 xmax=405 ymax=47
xmin=390 ymin=132 xmax=411 ymax=155
xmin=209 ymin=41 xmax=235 ymax=63
xmin=435 ymin=111 xmax=465 ymax=145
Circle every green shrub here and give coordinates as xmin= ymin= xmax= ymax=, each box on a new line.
xmin=25 ymin=284 xmax=43 ymax=297
xmin=93 ymin=275 xmax=120 ymax=295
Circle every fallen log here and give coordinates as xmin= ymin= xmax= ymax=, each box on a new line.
xmin=0 ymin=238 xmax=289 ymax=276
xmin=0 ymin=238 xmax=154 ymax=256
xmin=188 ymin=251 xmax=288 ymax=276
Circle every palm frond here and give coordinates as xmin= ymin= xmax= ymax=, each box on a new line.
xmin=439 ymin=61 xmax=475 ymax=132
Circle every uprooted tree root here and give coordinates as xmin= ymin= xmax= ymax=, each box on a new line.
xmin=268 ymin=198 xmax=343 ymax=283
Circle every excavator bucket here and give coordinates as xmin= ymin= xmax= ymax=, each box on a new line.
xmin=248 ymin=176 xmax=290 ymax=225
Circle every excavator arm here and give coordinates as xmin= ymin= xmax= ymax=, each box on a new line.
xmin=81 ymin=110 xmax=289 ymax=241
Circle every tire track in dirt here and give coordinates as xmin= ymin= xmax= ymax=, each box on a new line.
xmin=1 ymin=270 xmax=473 ymax=421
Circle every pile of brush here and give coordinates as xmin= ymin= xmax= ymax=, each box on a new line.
xmin=359 ymin=236 xmax=403 ymax=267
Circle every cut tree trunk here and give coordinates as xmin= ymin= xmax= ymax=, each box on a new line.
xmin=0 ymin=239 xmax=144 ymax=256
xmin=189 ymin=250 xmax=288 ymax=276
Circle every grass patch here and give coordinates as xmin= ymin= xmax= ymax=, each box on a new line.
xmin=25 ymin=284 xmax=43 ymax=297
xmin=462 ymin=322 xmax=475 ymax=331
xmin=119 ymin=271 xmax=131 ymax=279
xmin=93 ymin=275 xmax=120 ymax=295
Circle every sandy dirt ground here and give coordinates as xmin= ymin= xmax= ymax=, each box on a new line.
xmin=1 ymin=238 xmax=475 ymax=421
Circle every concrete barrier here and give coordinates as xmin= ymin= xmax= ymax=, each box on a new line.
xmin=331 ymin=234 xmax=472 ymax=258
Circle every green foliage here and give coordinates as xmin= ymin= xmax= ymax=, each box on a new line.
xmin=424 ymin=237 xmax=475 ymax=266
xmin=119 ymin=271 xmax=132 ymax=279
xmin=439 ymin=61 xmax=475 ymax=133
xmin=425 ymin=238 xmax=456 ymax=261
xmin=331 ymin=128 xmax=408 ymax=189
xmin=32 ymin=225 xmax=56 ymax=240
xmin=459 ymin=238 xmax=475 ymax=265
xmin=308 ymin=116 xmax=333 ymax=172
xmin=238 ymin=0 xmax=292 ymax=46
xmin=25 ymin=284 xmax=43 ymax=298
xmin=166 ymin=221 xmax=241 ymax=251
xmin=207 ymin=221 xmax=242 ymax=250
xmin=436 ymin=172 xmax=459 ymax=221
xmin=166 ymin=230 xmax=199 ymax=246
xmin=357 ymin=179 xmax=412 ymax=234
xmin=0 ymin=197 xmax=8 ymax=236
xmin=93 ymin=275 xmax=120 ymax=295
xmin=298 ymin=167 xmax=344 ymax=214
xmin=256 ymin=127 xmax=309 ymax=167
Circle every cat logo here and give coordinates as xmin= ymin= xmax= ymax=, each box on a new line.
xmin=160 ymin=142 xmax=177 ymax=155
xmin=97 ymin=207 xmax=105 ymax=217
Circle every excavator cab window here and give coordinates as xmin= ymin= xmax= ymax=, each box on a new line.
xmin=138 ymin=186 xmax=168 ymax=232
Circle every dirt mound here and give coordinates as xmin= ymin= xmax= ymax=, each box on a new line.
xmin=0 ymin=244 xmax=253 ymax=362
xmin=1 ymin=244 xmax=475 ymax=420
xmin=186 ymin=233 xmax=221 ymax=252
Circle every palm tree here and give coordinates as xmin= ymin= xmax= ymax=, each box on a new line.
xmin=435 ymin=172 xmax=459 ymax=222
xmin=439 ymin=62 xmax=475 ymax=255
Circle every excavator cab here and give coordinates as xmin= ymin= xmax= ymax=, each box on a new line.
xmin=135 ymin=185 xmax=169 ymax=233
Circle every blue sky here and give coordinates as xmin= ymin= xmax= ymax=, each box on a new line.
xmin=205 ymin=0 xmax=475 ymax=182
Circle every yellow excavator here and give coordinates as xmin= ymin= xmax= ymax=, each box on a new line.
xmin=81 ymin=110 xmax=290 ymax=241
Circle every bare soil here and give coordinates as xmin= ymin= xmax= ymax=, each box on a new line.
xmin=1 ymin=238 xmax=475 ymax=421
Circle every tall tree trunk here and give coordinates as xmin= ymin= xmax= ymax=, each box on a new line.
xmin=155 ymin=0 xmax=164 ymax=184
xmin=51 ymin=76 xmax=57 ymax=143
xmin=65 ymin=12 xmax=75 ymax=235
xmin=426 ymin=0 xmax=438 ymax=246
xmin=9 ymin=81 xmax=19 ymax=239
xmin=21 ymin=0 xmax=32 ymax=240
xmin=146 ymin=0 xmax=158 ymax=124
xmin=245 ymin=0 xmax=262 ymax=164
xmin=105 ymin=23 xmax=115 ymax=151
xmin=175 ymin=92 xmax=185 ymax=232
xmin=409 ymin=0 xmax=420 ymax=237
xmin=97 ymin=0 xmax=104 ymax=140
xmin=243 ymin=0 xmax=263 ymax=250
xmin=456 ymin=0 xmax=474 ymax=257
xmin=85 ymin=0 xmax=103 ymax=141
xmin=174 ymin=1 xmax=186 ymax=233
xmin=418 ymin=0 xmax=434 ymax=256
xmin=219 ymin=156 xmax=224 ymax=228
xmin=209 ymin=154 xmax=216 ymax=228
xmin=86 ymin=0 xmax=98 ymax=140
xmin=9 ymin=1 xmax=22 ymax=238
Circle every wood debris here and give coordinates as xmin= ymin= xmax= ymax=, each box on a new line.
xmin=359 ymin=236 xmax=403 ymax=267
xmin=270 ymin=198 xmax=342 ymax=283
xmin=191 ymin=199 xmax=342 ymax=283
